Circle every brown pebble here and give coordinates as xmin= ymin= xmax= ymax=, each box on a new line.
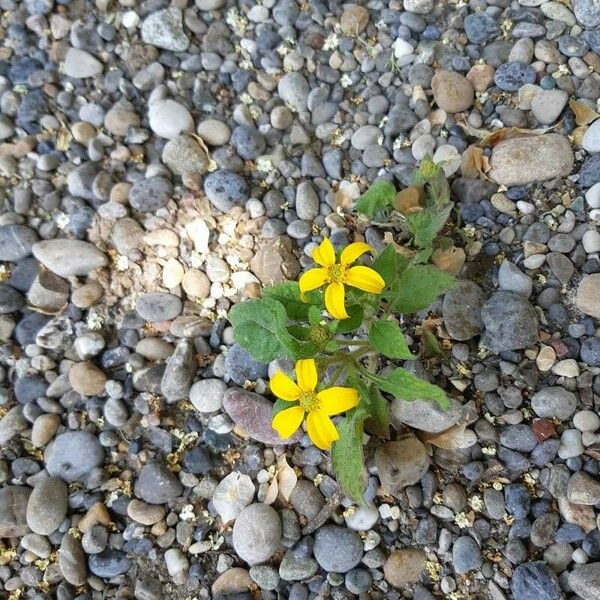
xmin=71 ymin=281 xmax=103 ymax=308
xmin=77 ymin=502 xmax=112 ymax=532
xmin=68 ymin=361 xmax=106 ymax=396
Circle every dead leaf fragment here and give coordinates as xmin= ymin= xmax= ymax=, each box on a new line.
xmin=432 ymin=245 xmax=466 ymax=276
xmin=394 ymin=186 xmax=423 ymax=214
xmin=569 ymin=99 xmax=600 ymax=126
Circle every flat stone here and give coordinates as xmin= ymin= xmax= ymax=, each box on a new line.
xmin=160 ymin=339 xmax=197 ymax=403
xmin=134 ymin=462 xmax=183 ymax=504
xmin=69 ymin=361 xmax=106 ymax=396
xmin=213 ymin=471 xmax=255 ymax=523
xmin=531 ymin=387 xmax=577 ymax=420
xmin=148 ymin=99 xmax=194 ymax=140
xmin=0 ymin=405 xmax=28 ymax=445
xmin=32 ymin=240 xmax=107 ymax=277
xmin=59 ymin=533 xmax=87 ymax=586
xmin=251 ymin=236 xmax=301 ymax=285
xmin=511 ymin=561 xmax=564 ymax=600
xmin=570 ymin=563 xmax=600 ymax=600
xmin=576 ymin=274 xmax=600 ymax=319
xmin=129 ymin=176 xmax=173 ymax=212
xmin=223 ymin=387 xmax=302 ymax=445
xmin=0 ymin=225 xmax=38 ymax=261
xmin=442 ymin=280 xmax=485 ymax=340
xmin=141 ymin=8 xmax=189 ymax=52
xmin=567 ymin=472 xmax=600 ymax=505
xmin=136 ymin=292 xmax=182 ymax=322
xmin=530 ymin=89 xmax=569 ymax=125
xmin=63 ymin=48 xmax=103 ymax=78
xmin=384 ymin=549 xmax=427 ymax=588
xmin=162 ymin=134 xmax=209 ymax=176
xmin=480 ymin=291 xmax=538 ymax=352
xmin=391 ymin=397 xmax=464 ymax=433
xmin=489 ymin=134 xmax=574 ymax=186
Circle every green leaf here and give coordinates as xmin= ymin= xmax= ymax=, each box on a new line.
xmin=273 ymin=398 xmax=294 ymax=416
xmin=386 ymin=265 xmax=455 ymax=314
xmin=368 ymin=320 xmax=415 ymax=360
xmin=371 ymin=245 xmax=409 ymax=287
xmin=371 ymin=367 xmax=449 ymax=409
xmin=263 ymin=282 xmax=320 ymax=320
xmin=334 ymin=305 xmax=363 ymax=334
xmin=229 ymin=297 xmax=300 ymax=362
xmin=365 ymin=387 xmax=389 ymax=437
xmin=308 ymin=305 xmax=322 ymax=325
xmin=405 ymin=203 xmax=453 ymax=249
xmin=355 ymin=180 xmax=396 ymax=217
xmin=332 ymin=411 xmax=368 ymax=505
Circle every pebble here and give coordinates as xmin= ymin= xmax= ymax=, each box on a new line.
xmin=88 ymin=550 xmax=131 ymax=578
xmin=32 ymin=240 xmax=107 ymax=277
xmin=314 ymin=526 xmax=363 ymax=573
xmin=391 ymin=397 xmax=464 ymax=433
xmin=489 ymin=134 xmax=574 ymax=186
xmin=136 ymin=293 xmax=182 ymax=322
xmin=162 ymin=135 xmax=209 ymax=176
xmin=441 ymin=280 xmax=485 ymax=340
xmin=375 ymin=436 xmax=430 ymax=497
xmin=69 ymin=361 xmax=106 ymax=396
xmin=511 ymin=561 xmax=564 ymax=600
xmin=197 ymin=119 xmax=231 ymax=146
xmin=63 ymin=47 xmax=102 ymax=78
xmin=26 ymin=478 xmax=66 ymax=537
xmin=45 ymin=431 xmax=104 ymax=482
xmin=204 ymin=170 xmax=249 ymax=212
xmin=569 ymin=563 xmax=600 ymax=599
xmin=278 ymin=73 xmax=309 ymax=112
xmin=431 ymin=71 xmax=474 ymax=113
xmin=480 ymin=291 xmax=538 ymax=352
xmin=453 ymin=536 xmax=482 ymax=574
xmin=530 ymin=90 xmax=569 ymax=125
xmin=0 ymin=225 xmax=38 ymax=262
xmin=583 ymin=120 xmax=600 ymax=154
xmin=213 ymin=471 xmax=255 ymax=523
xmin=129 ymin=176 xmax=173 ymax=213
xmin=576 ymin=274 xmax=600 ymax=319
xmin=149 ymin=100 xmax=194 ymax=140
xmin=384 ymin=549 xmax=427 ymax=588
xmin=190 ymin=378 xmax=227 ymax=413
xmin=531 ymin=387 xmax=577 ymax=420
xmin=135 ymin=462 xmax=182 ymax=505
xmin=232 ymin=504 xmax=282 ymax=565
xmin=59 ymin=533 xmax=87 ymax=586
xmin=141 ymin=9 xmax=189 ymax=52
xmin=0 ymin=486 xmax=31 ymax=537
xmin=494 ymin=61 xmax=536 ymax=92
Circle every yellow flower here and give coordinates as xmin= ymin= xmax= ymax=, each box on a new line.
xmin=270 ymin=358 xmax=359 ymax=450
xmin=299 ymin=238 xmax=385 ymax=320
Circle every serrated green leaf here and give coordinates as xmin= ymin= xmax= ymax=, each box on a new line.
xmin=229 ymin=297 xmax=300 ymax=362
xmin=369 ymin=367 xmax=449 ymax=409
xmin=368 ymin=320 xmax=415 ymax=360
xmin=371 ymin=245 xmax=409 ymax=287
xmin=355 ymin=180 xmax=396 ymax=217
xmin=334 ymin=304 xmax=363 ymax=334
xmin=332 ymin=411 xmax=368 ymax=505
xmin=385 ymin=265 xmax=455 ymax=314
xmin=263 ymin=282 xmax=320 ymax=320
xmin=364 ymin=386 xmax=389 ymax=437
xmin=405 ymin=203 xmax=453 ymax=250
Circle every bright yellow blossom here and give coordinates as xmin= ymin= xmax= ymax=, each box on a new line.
xmin=299 ymin=238 xmax=385 ymax=320
xmin=271 ymin=358 xmax=359 ymax=450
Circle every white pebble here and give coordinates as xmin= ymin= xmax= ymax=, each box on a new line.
xmin=583 ymin=229 xmax=600 ymax=253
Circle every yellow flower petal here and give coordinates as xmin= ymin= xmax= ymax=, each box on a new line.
xmin=344 ymin=265 xmax=385 ymax=294
xmin=340 ymin=242 xmax=373 ymax=265
xmin=299 ymin=268 xmax=328 ymax=298
xmin=325 ymin=282 xmax=349 ymax=320
xmin=306 ymin=410 xmax=339 ymax=450
xmin=272 ymin=406 xmax=305 ymax=439
xmin=317 ymin=387 xmax=359 ymax=416
xmin=295 ymin=359 xmax=317 ymax=392
xmin=270 ymin=371 xmax=301 ymax=401
xmin=312 ymin=238 xmax=336 ymax=268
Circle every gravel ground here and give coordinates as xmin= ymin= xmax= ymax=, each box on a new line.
xmin=1 ymin=0 xmax=600 ymax=599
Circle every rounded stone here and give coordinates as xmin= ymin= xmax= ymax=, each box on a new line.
xmin=69 ymin=361 xmax=106 ymax=396
xmin=232 ymin=504 xmax=282 ymax=565
xmin=26 ymin=477 xmax=68 ymax=535
xmin=136 ymin=292 xmax=182 ymax=322
xmin=134 ymin=462 xmax=183 ymax=504
xmin=384 ymin=549 xmax=427 ymax=588
xmin=314 ymin=525 xmax=363 ymax=573
xmin=431 ymin=71 xmax=474 ymax=113
xmin=45 ymin=431 xmax=104 ymax=482
xmin=190 ymin=378 xmax=227 ymax=413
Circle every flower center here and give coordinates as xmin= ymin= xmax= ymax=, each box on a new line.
xmin=299 ymin=391 xmax=319 ymax=412
xmin=328 ymin=263 xmax=346 ymax=283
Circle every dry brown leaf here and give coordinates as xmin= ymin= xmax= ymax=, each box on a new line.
xmin=276 ymin=454 xmax=297 ymax=501
xmin=569 ymin=99 xmax=600 ymax=126
xmin=394 ymin=186 xmax=423 ymax=214
xmin=572 ymin=125 xmax=587 ymax=147
xmin=432 ymin=246 xmax=466 ymax=276
xmin=461 ymin=144 xmax=492 ymax=179
xmin=383 ymin=231 xmax=413 ymax=257
xmin=419 ymin=424 xmax=477 ymax=449
xmin=263 ymin=477 xmax=278 ymax=505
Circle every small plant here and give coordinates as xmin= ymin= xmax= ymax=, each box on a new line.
xmin=229 ymin=158 xmax=456 ymax=502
